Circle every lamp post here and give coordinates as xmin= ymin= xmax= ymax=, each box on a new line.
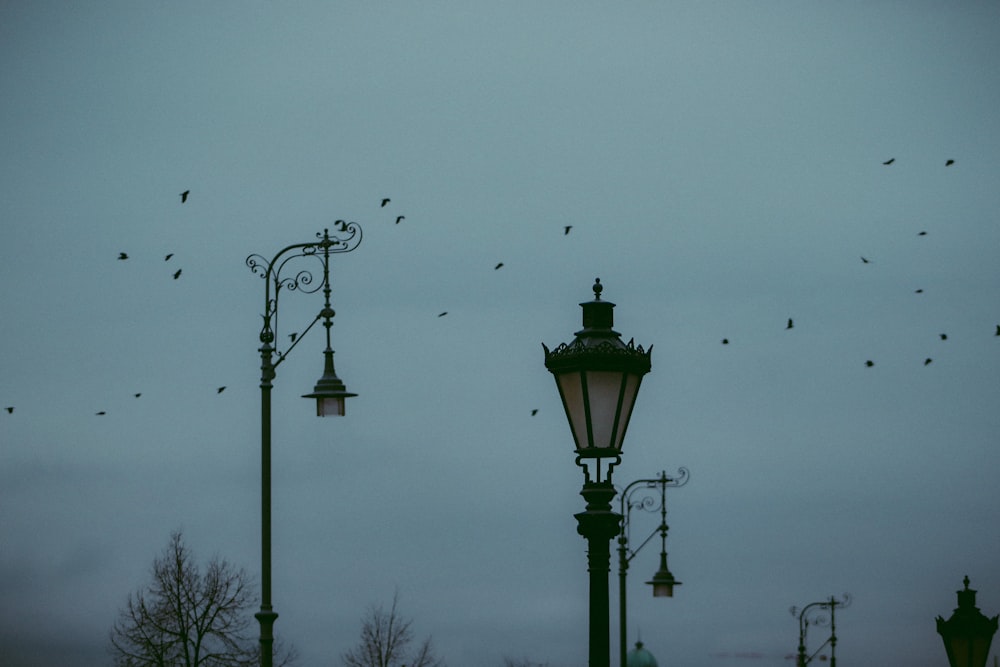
xmin=937 ymin=577 xmax=999 ymax=667
xmin=544 ymin=278 xmax=652 ymax=667
xmin=790 ymin=594 xmax=850 ymax=667
xmin=246 ymin=224 xmax=362 ymax=667
xmin=617 ymin=468 xmax=688 ymax=667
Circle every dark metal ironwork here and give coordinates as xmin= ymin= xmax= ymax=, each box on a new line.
xmin=617 ymin=469 xmax=689 ymax=667
xmin=245 ymin=223 xmax=362 ymax=667
xmin=545 ymin=279 xmax=651 ymax=667
xmin=937 ymin=576 xmax=998 ymax=667
xmin=790 ymin=594 xmax=851 ymax=667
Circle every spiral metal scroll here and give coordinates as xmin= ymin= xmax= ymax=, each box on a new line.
xmin=245 ymin=223 xmax=362 ymax=353
xmin=618 ymin=468 xmax=689 ymax=564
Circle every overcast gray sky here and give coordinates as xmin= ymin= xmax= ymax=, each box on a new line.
xmin=2 ymin=2 xmax=999 ymax=666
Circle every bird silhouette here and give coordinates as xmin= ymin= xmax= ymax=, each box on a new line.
xmin=861 ymin=256 xmax=871 ymax=264
xmin=924 ymin=358 xmax=933 ymax=366
xmin=134 ymin=393 xmax=142 ymax=398
xmin=915 ymin=289 xmax=924 ymax=294
xmin=945 ymin=159 xmax=955 ymax=166
xmin=495 ymin=262 xmax=504 ymax=270
xmin=865 ymin=360 xmax=875 ymax=367
xmin=381 ymin=198 xmax=390 ymax=207
xmin=335 ymin=220 xmax=349 ymax=232
xmin=217 ymin=386 xmax=226 ymax=394
xmin=396 ymin=215 xmax=405 ymax=224
xmin=786 ymin=318 xmax=794 ymax=330
xmin=882 ymin=158 xmax=895 ymax=165
xmin=96 ymin=411 xmax=106 ymax=416
xmin=918 ymin=231 xmax=927 ymax=236
xmin=722 ymin=338 xmax=729 ymax=345
xmin=564 ymin=225 xmax=573 ymax=235
xmin=173 ymin=269 xmax=182 ymax=280
xmin=118 ymin=252 xmax=128 ymax=260
xmin=940 ymin=333 xmax=948 ymax=341
xmin=438 ymin=312 xmax=448 ymax=318
xmin=5 ymin=407 xmax=13 ymax=414
xmin=164 ymin=253 xmax=174 ymax=261
xmin=180 ymin=190 xmax=190 ymax=203
xmin=289 ymin=333 xmax=298 ymax=343
xmin=531 ymin=409 xmax=539 ymax=416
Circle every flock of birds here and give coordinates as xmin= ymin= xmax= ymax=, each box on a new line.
xmin=3 ymin=158 xmax=998 ymax=418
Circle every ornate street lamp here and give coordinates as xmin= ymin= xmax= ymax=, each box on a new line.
xmin=246 ymin=224 xmax=362 ymax=667
xmin=617 ymin=469 xmax=688 ymax=667
xmin=544 ymin=278 xmax=652 ymax=667
xmin=937 ymin=577 xmax=998 ymax=667
xmin=790 ymin=594 xmax=850 ymax=667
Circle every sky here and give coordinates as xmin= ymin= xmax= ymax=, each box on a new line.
xmin=1 ymin=2 xmax=999 ymax=666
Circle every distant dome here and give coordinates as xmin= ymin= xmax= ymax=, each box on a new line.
xmin=626 ymin=640 xmax=658 ymax=667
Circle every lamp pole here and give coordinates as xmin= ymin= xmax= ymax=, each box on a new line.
xmin=544 ymin=278 xmax=652 ymax=667
xmin=246 ymin=224 xmax=362 ymax=667
xmin=790 ymin=594 xmax=850 ymax=667
xmin=617 ymin=468 xmax=688 ymax=667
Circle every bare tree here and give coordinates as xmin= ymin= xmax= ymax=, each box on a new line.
xmin=341 ymin=591 xmax=445 ymax=667
xmin=109 ymin=531 xmax=293 ymax=667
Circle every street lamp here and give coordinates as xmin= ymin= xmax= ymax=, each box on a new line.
xmin=790 ymin=594 xmax=850 ymax=667
xmin=544 ymin=278 xmax=652 ymax=667
xmin=617 ymin=469 xmax=688 ymax=667
xmin=246 ymin=224 xmax=362 ymax=667
xmin=937 ymin=576 xmax=998 ymax=667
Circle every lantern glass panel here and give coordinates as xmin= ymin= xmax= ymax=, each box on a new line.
xmin=611 ymin=372 xmax=642 ymax=451
xmin=585 ymin=370 xmax=626 ymax=450
xmin=555 ymin=371 xmax=588 ymax=450
xmin=316 ymin=396 xmax=345 ymax=417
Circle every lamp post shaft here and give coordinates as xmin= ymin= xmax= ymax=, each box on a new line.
xmin=577 ymin=482 xmax=621 ymax=667
xmin=257 ymin=346 xmax=277 ymax=667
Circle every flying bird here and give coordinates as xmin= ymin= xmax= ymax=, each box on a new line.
xmin=118 ymin=252 xmax=128 ymax=260
xmin=217 ymin=386 xmax=226 ymax=394
xmin=180 ymin=190 xmax=190 ymax=203
xmin=722 ymin=338 xmax=729 ymax=345
xmin=381 ymin=198 xmax=390 ymax=207
xmin=5 ymin=407 xmax=12 ymax=414
xmin=564 ymin=225 xmax=573 ymax=235
xmin=945 ymin=159 xmax=955 ymax=166
xmin=882 ymin=158 xmax=895 ymax=165
xmin=865 ymin=360 xmax=875 ymax=367
xmin=531 ymin=409 xmax=539 ymax=416
xmin=495 ymin=262 xmax=504 ymax=270
xmin=940 ymin=333 xmax=948 ymax=341
xmin=915 ymin=289 xmax=924 ymax=294
xmin=134 ymin=393 xmax=142 ymax=398
xmin=396 ymin=215 xmax=405 ymax=224
xmin=289 ymin=332 xmax=298 ymax=343
xmin=860 ymin=256 xmax=871 ymax=264
xmin=173 ymin=269 xmax=182 ymax=280
xmin=786 ymin=318 xmax=794 ymax=330
xmin=335 ymin=220 xmax=349 ymax=232
xmin=924 ymin=358 xmax=933 ymax=366
xmin=918 ymin=231 xmax=927 ymax=236
xmin=96 ymin=410 xmax=106 ymax=416
xmin=437 ymin=312 xmax=448 ymax=317
xmin=164 ymin=253 xmax=174 ymax=261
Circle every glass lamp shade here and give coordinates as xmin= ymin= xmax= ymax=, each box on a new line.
xmin=554 ymin=368 xmax=644 ymax=454
xmin=302 ymin=349 xmax=356 ymax=417
xmin=646 ymin=552 xmax=680 ymax=598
